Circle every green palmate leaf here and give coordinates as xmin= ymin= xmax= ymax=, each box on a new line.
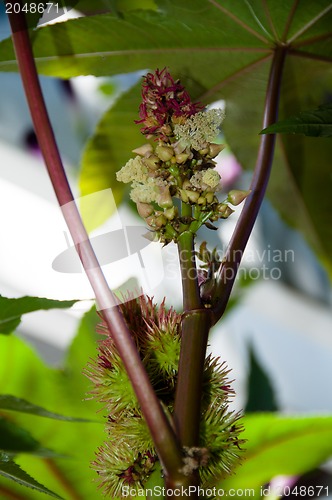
xmin=0 ymin=296 xmax=78 ymax=335
xmin=62 ymin=0 xmax=156 ymax=17
xmin=0 ymin=317 xmax=105 ymax=499
xmin=221 ymin=55 xmax=332 ymax=279
xmin=0 ymin=452 xmax=63 ymax=499
xmin=261 ymin=103 xmax=332 ymax=137
xmin=244 ymin=346 xmax=278 ymax=413
xmin=0 ymin=395 xmax=93 ymax=422
xmin=0 ymin=6 xmax=267 ymax=77
xmin=1 ymin=0 xmax=330 ymax=273
xmin=0 ymin=417 xmax=59 ymax=457
xmin=79 ymin=82 xmax=143 ymax=231
xmin=220 ymin=414 xmax=332 ymax=497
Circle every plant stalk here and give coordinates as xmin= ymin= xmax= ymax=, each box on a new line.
xmin=174 ymin=309 xmax=211 ymax=446
xmin=7 ymin=5 xmax=185 ymax=481
xmin=177 ymin=227 xmax=201 ymax=312
xmin=212 ymin=44 xmax=287 ymax=324
xmin=174 ymin=207 xmax=211 ymax=451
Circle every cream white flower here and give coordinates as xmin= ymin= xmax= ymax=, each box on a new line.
xmin=201 ymin=169 xmax=221 ymax=189
xmin=116 ymin=156 xmax=148 ymax=184
xmin=130 ymin=178 xmax=158 ymax=204
xmin=173 ymin=109 xmax=225 ymax=150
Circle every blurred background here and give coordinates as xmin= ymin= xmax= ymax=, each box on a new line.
xmin=1 ymin=3 xmax=332 ymax=412
xmin=1 ymin=2 xmax=332 ymax=497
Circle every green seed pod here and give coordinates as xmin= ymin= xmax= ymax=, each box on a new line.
xmin=86 ymin=293 xmax=244 ymax=496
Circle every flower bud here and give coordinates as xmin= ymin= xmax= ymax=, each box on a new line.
xmin=200 ymin=278 xmax=215 ymax=305
xmin=205 ymin=192 xmax=215 ymax=204
xmin=155 ymin=214 xmax=167 ymax=228
xmin=146 ymin=214 xmax=166 ymax=228
xmin=197 ymin=196 xmax=207 ymax=205
xmin=155 ymin=145 xmax=174 ymax=162
xmin=179 ymin=189 xmax=189 ymax=203
xmin=173 ymin=141 xmax=187 ymax=155
xmin=164 ymin=206 xmax=177 ymax=220
xmin=169 ymin=164 xmax=180 ymax=178
xmin=175 ymin=153 xmax=189 ymax=164
xmin=197 ymin=241 xmax=211 ymax=263
xmin=186 ymin=190 xmax=200 ymax=203
xmin=157 ymin=185 xmax=173 ymax=208
xmin=145 ymin=215 xmax=157 ymax=228
xmin=142 ymin=155 xmax=160 ymax=170
xmin=136 ymin=202 xmax=154 ymax=218
xmin=132 ymin=144 xmax=153 ymax=156
xmin=160 ymin=124 xmax=173 ymax=136
xmin=199 ymin=147 xmax=209 ymax=155
xmin=217 ymin=203 xmax=234 ymax=218
xmin=208 ymin=143 xmax=225 ymax=158
xmin=182 ymin=179 xmax=191 ymax=190
xmin=228 ymin=189 xmax=251 ymax=206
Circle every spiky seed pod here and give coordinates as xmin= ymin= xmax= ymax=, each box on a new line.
xmin=199 ymin=404 xmax=244 ymax=487
xmin=106 ymin=415 xmax=155 ymax=455
xmin=86 ymin=295 xmax=244 ymax=498
xmin=92 ymin=440 xmax=157 ymax=498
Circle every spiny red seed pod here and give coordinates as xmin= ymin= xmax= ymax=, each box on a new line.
xmin=135 ymin=68 xmax=202 ymax=140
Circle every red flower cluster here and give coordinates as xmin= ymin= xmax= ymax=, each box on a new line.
xmin=136 ymin=68 xmax=202 ymax=140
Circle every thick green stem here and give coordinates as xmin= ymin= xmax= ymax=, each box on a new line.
xmin=212 ymin=45 xmax=287 ymax=324
xmin=174 ymin=205 xmax=211 ymax=456
xmin=177 ymin=228 xmax=201 ymax=312
xmin=174 ymin=310 xmax=211 ymax=446
xmin=7 ymin=5 xmax=184 ymax=481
